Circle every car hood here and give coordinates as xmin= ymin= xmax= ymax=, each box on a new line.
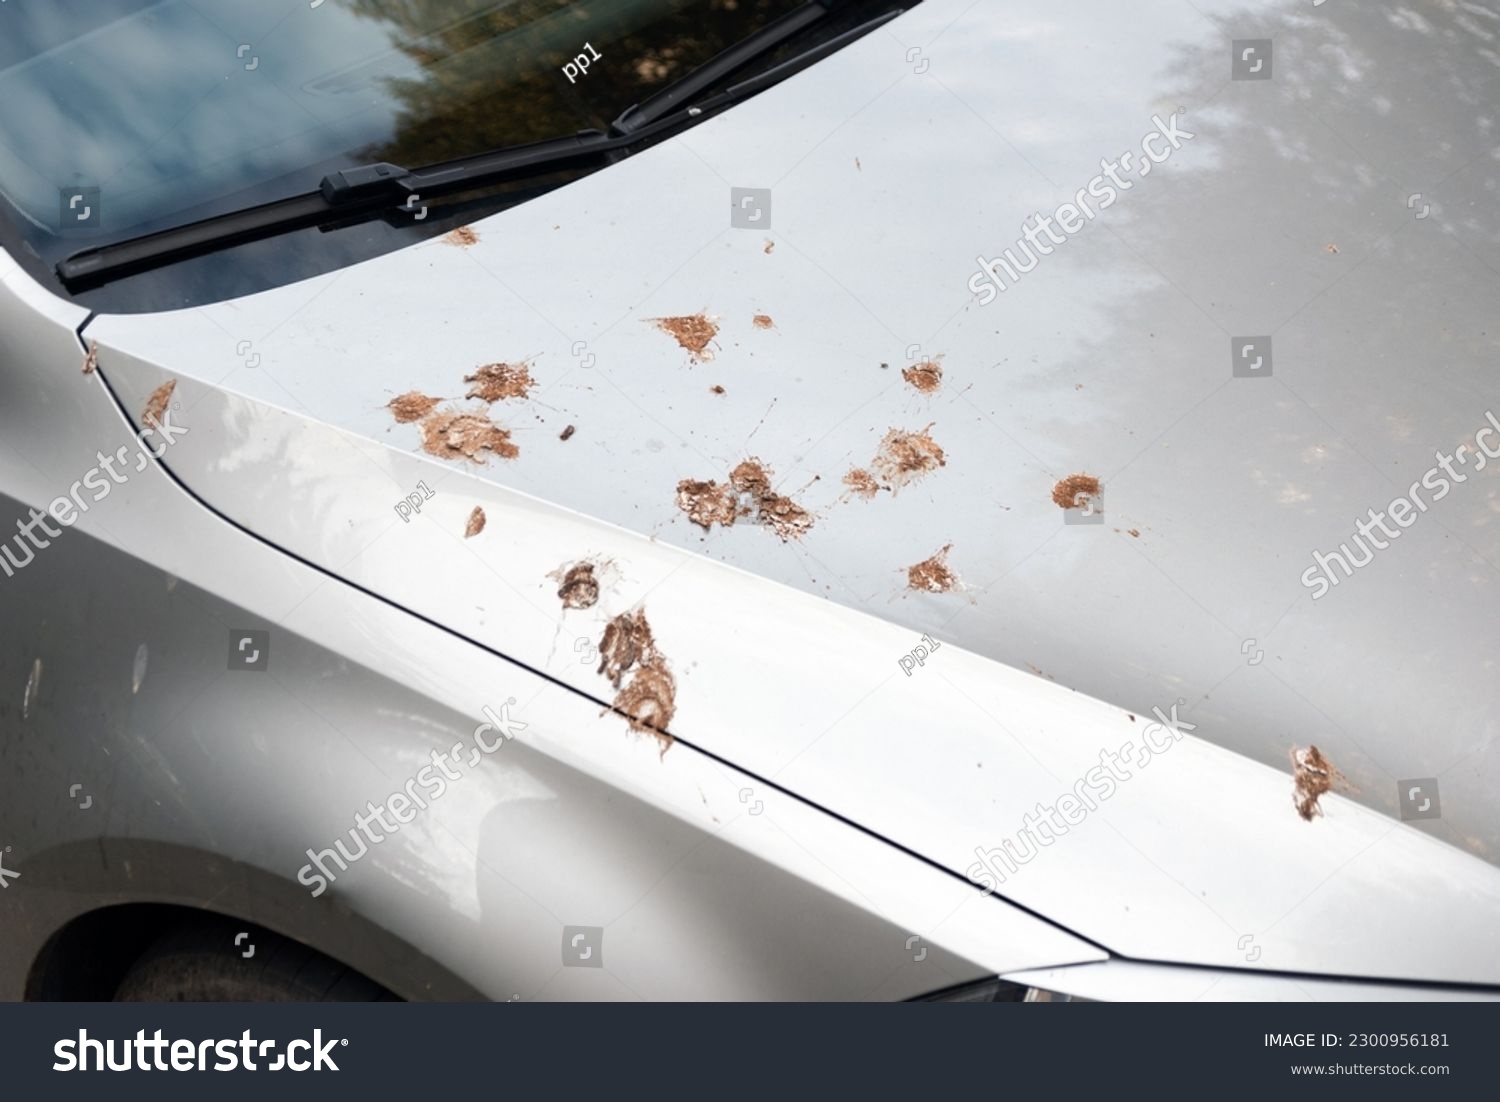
xmin=82 ymin=0 xmax=1500 ymax=987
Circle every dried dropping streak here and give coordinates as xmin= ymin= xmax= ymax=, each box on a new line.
xmin=1052 ymin=473 xmax=1101 ymax=509
xmin=419 ymin=411 xmax=517 ymax=464
xmin=842 ymin=468 xmax=880 ymax=500
xmin=1291 ymin=745 xmax=1350 ymax=821
xmin=649 ymin=313 xmax=718 ymax=362
xmin=142 ymin=380 xmax=176 ymax=429
xmin=676 ymin=459 xmax=813 ymax=540
xmin=871 ymin=425 xmax=946 ymax=491
xmin=388 ymin=391 xmax=441 ymax=423
xmin=442 ymin=226 xmax=479 ymax=246
xmin=902 ymin=359 xmax=942 ymax=393
xmin=676 ymin=479 xmax=741 ymax=530
xmin=464 ymin=507 xmax=486 ymax=539
xmin=464 ymin=361 xmax=534 ymax=402
xmin=557 ymin=562 xmax=600 ymax=610
xmin=596 ymin=608 xmax=676 ymax=748
xmin=752 ymin=314 xmax=774 ymax=330
xmin=908 ymin=544 xmax=957 ymax=593
xmin=82 ymin=340 xmax=99 ymax=375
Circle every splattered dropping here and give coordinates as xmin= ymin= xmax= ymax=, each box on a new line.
xmin=1291 ymin=745 xmax=1349 ymax=821
xmin=556 ymin=562 xmax=600 ymax=610
xmin=675 ymin=479 xmax=742 ymax=530
xmin=752 ymin=314 xmax=774 ymax=329
xmin=597 ymin=608 xmax=676 ymax=747
xmin=142 ymin=380 xmax=177 ymax=429
xmin=1052 ymin=473 xmax=1101 ymax=510
xmin=388 ymin=391 xmax=442 ymax=423
xmin=464 ymin=361 xmax=534 ymax=402
xmin=419 ymin=411 xmax=518 ymax=464
xmin=649 ymin=313 xmax=719 ymax=361
xmin=464 ymin=507 xmax=487 ymax=539
xmin=871 ymin=425 xmax=946 ymax=491
xmin=560 ymin=424 xmax=576 ymax=441
xmin=676 ymin=459 xmax=813 ymax=540
xmin=598 ymin=608 xmax=654 ymax=688
xmin=908 ymin=544 xmax=958 ymax=593
xmin=82 ymin=340 xmax=99 ymax=375
xmin=902 ymin=359 xmax=943 ymax=394
xmin=842 ymin=468 xmax=880 ymax=500
xmin=442 ymin=226 xmax=479 ymax=246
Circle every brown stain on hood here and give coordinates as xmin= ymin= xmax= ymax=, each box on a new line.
xmin=871 ymin=425 xmax=946 ymax=491
xmin=142 ymin=379 xmax=177 ymax=429
xmin=648 ymin=313 xmax=719 ymax=362
xmin=464 ymin=361 xmax=534 ymax=402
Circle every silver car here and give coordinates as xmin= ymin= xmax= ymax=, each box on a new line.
xmin=2 ymin=0 xmax=1498 ymax=1002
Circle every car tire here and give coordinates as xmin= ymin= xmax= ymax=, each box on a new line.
xmin=112 ymin=917 xmax=397 ymax=1002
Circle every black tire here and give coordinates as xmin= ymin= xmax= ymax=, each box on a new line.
xmin=112 ymin=916 xmax=397 ymax=1002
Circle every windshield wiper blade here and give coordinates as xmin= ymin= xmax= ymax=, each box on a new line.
xmin=57 ymin=128 xmax=619 ymax=291
xmin=611 ymin=0 xmax=839 ymax=136
xmin=57 ymin=1 xmax=905 ymax=292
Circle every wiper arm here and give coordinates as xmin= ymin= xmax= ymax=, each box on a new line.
xmin=58 ymin=128 xmax=618 ymax=291
xmin=57 ymin=1 xmax=905 ymax=292
xmin=611 ymin=0 xmax=840 ymax=136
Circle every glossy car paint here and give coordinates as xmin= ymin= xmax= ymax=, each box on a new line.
xmin=3 ymin=0 xmax=1499 ymax=998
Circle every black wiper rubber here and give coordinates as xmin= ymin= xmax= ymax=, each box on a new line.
xmin=57 ymin=2 xmax=904 ymax=292
xmin=611 ymin=0 xmax=835 ymax=136
xmin=58 ymin=129 xmax=616 ymax=290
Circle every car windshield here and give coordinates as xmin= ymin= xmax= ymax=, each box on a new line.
xmin=0 ymin=0 xmax=810 ymax=305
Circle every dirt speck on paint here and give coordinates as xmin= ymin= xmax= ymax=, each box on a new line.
xmin=442 ymin=226 xmax=479 ymax=247
xmin=763 ymin=239 xmax=774 ymax=254
xmin=419 ymin=410 xmax=518 ymax=464
xmin=902 ymin=359 xmax=943 ymax=394
xmin=597 ymin=608 xmax=675 ymax=748
xmin=1291 ymin=745 xmax=1350 ymax=821
xmin=908 ymin=544 xmax=957 ymax=593
xmin=871 ymin=425 xmax=946 ymax=490
xmin=142 ymin=380 xmax=176 ymax=429
xmin=710 ymin=385 xmax=726 ymax=395
xmin=560 ymin=424 xmax=576 ymax=441
xmin=1324 ymin=242 xmax=1339 ymax=254
xmin=855 ymin=156 xmax=862 ymax=172
xmin=648 ymin=313 xmax=719 ymax=362
xmin=464 ymin=507 xmax=486 ymax=539
xmin=82 ymin=340 xmax=99 ymax=375
xmin=389 ymin=391 xmax=442 ymax=423
xmin=464 ymin=361 xmax=534 ymax=402
xmin=555 ymin=562 xmax=600 ymax=609
xmin=842 ymin=468 xmax=880 ymax=500
xmin=1128 ymin=528 xmax=1141 ymax=538
xmin=752 ymin=314 xmax=774 ymax=330
xmin=1052 ymin=473 xmax=1101 ymax=509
